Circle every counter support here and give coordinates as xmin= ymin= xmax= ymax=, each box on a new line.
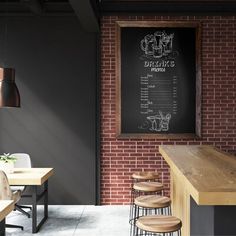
xmin=160 ymin=145 xmax=236 ymax=236
xmin=190 ymin=197 xmax=236 ymax=235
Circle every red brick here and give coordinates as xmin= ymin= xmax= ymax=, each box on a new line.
xmin=100 ymin=15 xmax=236 ymax=205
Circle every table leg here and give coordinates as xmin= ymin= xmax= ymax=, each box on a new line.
xmin=31 ymin=180 xmax=49 ymax=233
xmin=0 ymin=219 xmax=5 ymax=236
xmin=32 ymin=185 xmax=37 ymax=233
xmin=44 ymin=181 xmax=48 ymax=219
xmin=191 ymin=197 xmax=236 ymax=235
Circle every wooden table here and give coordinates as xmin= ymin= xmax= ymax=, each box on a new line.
xmin=159 ymin=145 xmax=236 ymax=236
xmin=0 ymin=200 xmax=14 ymax=236
xmin=7 ymin=168 xmax=54 ymax=233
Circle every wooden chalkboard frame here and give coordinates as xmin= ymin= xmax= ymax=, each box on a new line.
xmin=115 ymin=21 xmax=202 ymax=139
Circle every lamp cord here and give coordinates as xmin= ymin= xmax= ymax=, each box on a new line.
xmin=3 ymin=0 xmax=9 ymax=67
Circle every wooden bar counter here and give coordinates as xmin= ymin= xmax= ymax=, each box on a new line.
xmin=159 ymin=145 xmax=236 ymax=236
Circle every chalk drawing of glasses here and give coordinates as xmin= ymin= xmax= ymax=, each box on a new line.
xmin=147 ymin=111 xmax=171 ymax=132
xmin=140 ymin=31 xmax=174 ymax=59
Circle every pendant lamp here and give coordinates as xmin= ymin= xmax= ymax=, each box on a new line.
xmin=0 ymin=0 xmax=21 ymax=108
xmin=0 ymin=68 xmax=20 ymax=107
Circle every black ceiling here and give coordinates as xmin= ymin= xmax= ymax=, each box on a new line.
xmin=100 ymin=0 xmax=236 ymax=13
xmin=1 ymin=0 xmax=236 ymax=15
xmin=0 ymin=0 xmax=73 ymax=15
xmin=0 ymin=0 xmax=236 ymax=32
xmin=0 ymin=0 xmax=100 ymax=32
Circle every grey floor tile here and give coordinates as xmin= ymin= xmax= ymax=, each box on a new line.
xmin=5 ymin=205 xmax=130 ymax=236
xmin=6 ymin=205 xmax=85 ymax=236
xmin=73 ymin=205 xmax=130 ymax=236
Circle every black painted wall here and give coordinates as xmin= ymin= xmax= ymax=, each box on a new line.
xmin=0 ymin=16 xmax=97 ymax=204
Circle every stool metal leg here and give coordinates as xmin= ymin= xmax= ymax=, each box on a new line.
xmin=132 ymin=204 xmax=138 ymax=236
xmin=129 ymin=189 xmax=135 ymax=223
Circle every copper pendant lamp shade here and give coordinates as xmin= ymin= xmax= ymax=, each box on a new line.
xmin=0 ymin=68 xmax=20 ymax=107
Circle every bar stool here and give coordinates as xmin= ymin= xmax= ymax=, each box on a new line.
xmin=135 ymin=195 xmax=171 ymax=216
xmin=130 ymin=171 xmax=160 ymax=208
xmin=132 ymin=172 xmax=159 ymax=181
xmin=130 ymin=181 xmax=164 ymax=235
xmin=131 ymin=195 xmax=171 ymax=236
xmin=130 ymin=181 xmax=164 ymax=217
xmin=129 ymin=173 xmax=162 ymax=222
xmin=133 ymin=182 xmax=164 ymax=192
xmin=136 ymin=215 xmax=182 ymax=236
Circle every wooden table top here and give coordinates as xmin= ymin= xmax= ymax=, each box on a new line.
xmin=0 ymin=200 xmax=14 ymax=222
xmin=7 ymin=168 xmax=54 ymax=186
xmin=159 ymin=145 xmax=236 ymax=205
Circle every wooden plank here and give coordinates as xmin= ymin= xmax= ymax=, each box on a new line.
xmin=170 ymin=169 xmax=190 ymax=236
xmin=159 ymin=145 xmax=236 ymax=205
xmin=0 ymin=200 xmax=14 ymax=222
xmin=7 ymin=168 xmax=54 ymax=186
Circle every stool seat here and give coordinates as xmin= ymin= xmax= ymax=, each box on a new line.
xmin=136 ymin=215 xmax=182 ymax=233
xmin=132 ymin=171 xmax=159 ymax=181
xmin=133 ymin=182 xmax=163 ymax=192
xmin=135 ymin=195 xmax=171 ymax=208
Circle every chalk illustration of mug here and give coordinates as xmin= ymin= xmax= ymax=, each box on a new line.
xmin=140 ymin=34 xmax=155 ymax=56
xmin=153 ymin=45 xmax=163 ymax=58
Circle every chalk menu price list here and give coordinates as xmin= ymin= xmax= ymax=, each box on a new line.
xmin=140 ymin=74 xmax=178 ymax=115
xmin=139 ymin=74 xmax=178 ymax=132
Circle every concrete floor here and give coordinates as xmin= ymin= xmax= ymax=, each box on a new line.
xmin=6 ymin=205 xmax=130 ymax=236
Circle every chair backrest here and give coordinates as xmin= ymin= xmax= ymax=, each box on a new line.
xmin=0 ymin=170 xmax=12 ymax=200
xmin=12 ymin=153 xmax=32 ymax=168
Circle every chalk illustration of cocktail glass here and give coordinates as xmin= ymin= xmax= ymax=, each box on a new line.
xmin=162 ymin=34 xmax=174 ymax=55
xmin=153 ymin=31 xmax=163 ymax=58
xmin=159 ymin=113 xmax=171 ymax=131
xmin=140 ymin=34 xmax=155 ymax=56
xmin=154 ymin=31 xmax=163 ymax=47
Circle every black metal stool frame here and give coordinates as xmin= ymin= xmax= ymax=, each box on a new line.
xmin=129 ymin=175 xmax=160 ymax=223
xmin=130 ymin=188 xmax=164 ymax=223
xmin=130 ymin=189 xmax=164 ymax=234
xmin=135 ymin=227 xmax=181 ymax=236
xmin=131 ymin=202 xmax=171 ymax=236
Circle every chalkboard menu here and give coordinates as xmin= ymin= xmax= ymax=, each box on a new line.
xmin=116 ymin=21 xmax=201 ymax=138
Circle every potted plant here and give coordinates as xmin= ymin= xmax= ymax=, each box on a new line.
xmin=0 ymin=153 xmax=17 ymax=174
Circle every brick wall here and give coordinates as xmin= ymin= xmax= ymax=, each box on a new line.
xmin=100 ymin=15 xmax=236 ymax=205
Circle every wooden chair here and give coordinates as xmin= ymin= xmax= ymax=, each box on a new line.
xmin=136 ymin=215 xmax=182 ymax=236
xmin=0 ymin=170 xmax=24 ymax=231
